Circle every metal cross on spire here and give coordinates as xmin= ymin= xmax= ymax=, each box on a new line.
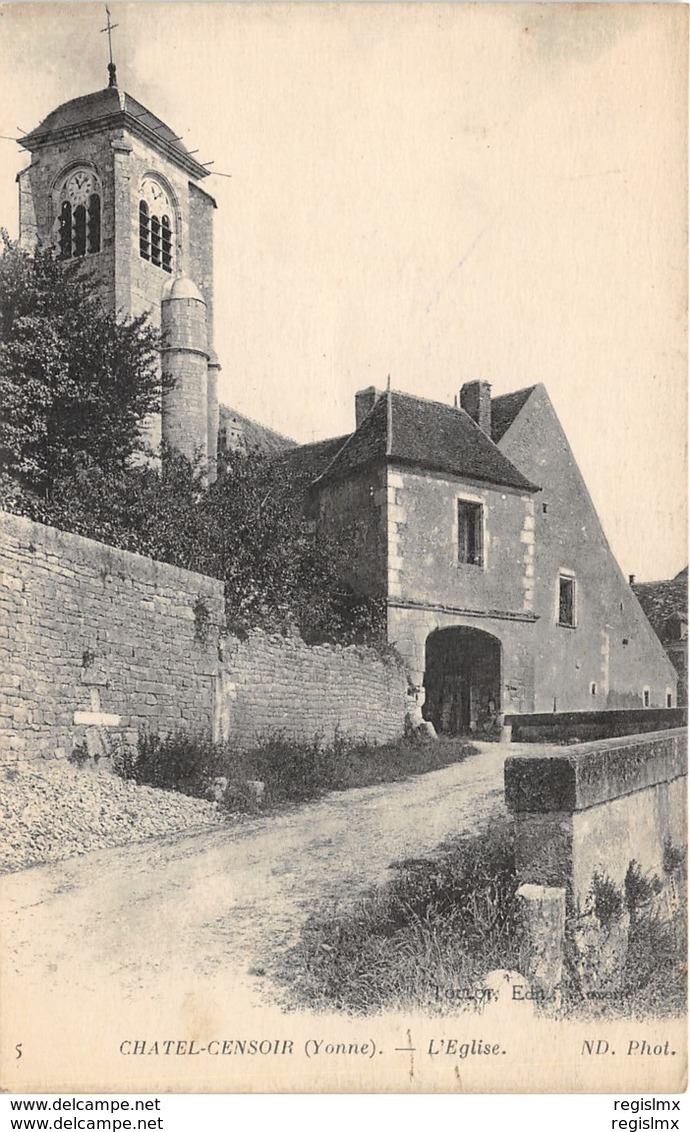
xmin=100 ymin=5 xmax=119 ymax=87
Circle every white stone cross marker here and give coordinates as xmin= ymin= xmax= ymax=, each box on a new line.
xmin=73 ymin=689 xmax=121 ymax=760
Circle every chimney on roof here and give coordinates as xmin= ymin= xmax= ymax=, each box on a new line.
xmin=629 ymin=574 xmax=636 ymax=585
xmin=460 ymin=381 xmax=492 ymax=435
xmin=355 ymin=386 xmax=384 ymax=429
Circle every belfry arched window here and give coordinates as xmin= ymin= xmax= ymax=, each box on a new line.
xmin=139 ymin=202 xmax=150 ymax=259
xmin=161 ymin=215 xmax=172 ymax=272
xmin=56 ymin=168 xmax=101 ymax=259
xmin=138 ymin=178 xmax=174 ymax=273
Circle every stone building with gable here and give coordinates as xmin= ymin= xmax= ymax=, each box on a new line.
xmin=13 ymin=70 xmax=678 ymax=735
xmin=281 ymin=382 xmax=678 ymax=732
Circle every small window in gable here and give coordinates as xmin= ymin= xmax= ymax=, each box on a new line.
xmin=458 ymin=500 xmax=483 ymax=567
xmin=558 ymin=574 xmax=576 ymax=627
xmin=667 ymin=691 xmax=673 ymax=708
xmin=643 ymin=687 xmax=650 ymax=708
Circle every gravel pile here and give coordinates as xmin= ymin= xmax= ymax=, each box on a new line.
xmin=0 ymin=759 xmax=227 ymax=873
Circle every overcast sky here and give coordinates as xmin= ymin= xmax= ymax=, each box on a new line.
xmin=0 ymin=2 xmax=686 ymax=581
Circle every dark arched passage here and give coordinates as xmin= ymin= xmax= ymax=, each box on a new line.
xmin=423 ymin=627 xmax=502 ymax=736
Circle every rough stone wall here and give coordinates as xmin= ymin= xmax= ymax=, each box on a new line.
xmin=316 ymin=466 xmax=388 ymax=599
xmin=218 ymin=630 xmax=407 ymax=749
xmin=0 ymin=512 xmax=225 ymax=761
xmin=1 ymin=513 xmax=408 ymax=762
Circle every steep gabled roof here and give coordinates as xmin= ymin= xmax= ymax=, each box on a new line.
xmin=314 ymin=391 xmax=539 ymax=492
xmin=491 ymin=385 xmax=537 ymax=443
xmin=632 ymin=572 xmax=688 ymax=639
xmin=18 ymin=87 xmax=210 ymax=181
xmin=278 ymin=434 xmax=351 ymax=481
xmin=218 ymin=404 xmax=295 ymax=457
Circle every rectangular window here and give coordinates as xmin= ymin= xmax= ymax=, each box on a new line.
xmin=458 ymin=501 xmax=483 ymax=566
xmin=643 ymin=687 xmax=650 ymax=708
xmin=667 ymin=692 xmax=673 ymax=708
xmin=558 ymin=575 xmax=575 ymax=626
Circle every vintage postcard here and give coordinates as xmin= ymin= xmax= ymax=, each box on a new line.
xmin=0 ymin=1 xmax=687 ymax=1096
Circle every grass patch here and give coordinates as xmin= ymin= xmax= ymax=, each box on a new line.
xmin=273 ymin=819 xmax=687 ymax=1020
xmin=274 ymin=814 xmax=520 ymax=1015
xmin=619 ymin=896 xmax=687 ymax=1019
xmin=114 ymin=728 xmax=477 ymax=811
xmin=564 ymin=864 xmax=687 ymax=1021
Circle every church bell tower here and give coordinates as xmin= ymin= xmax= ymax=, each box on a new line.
xmin=16 ymin=59 xmax=220 ymax=478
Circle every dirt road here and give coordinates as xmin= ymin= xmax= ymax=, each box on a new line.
xmin=1 ymin=744 xmax=508 ymax=1021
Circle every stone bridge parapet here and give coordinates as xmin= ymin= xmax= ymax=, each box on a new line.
xmin=505 ymin=729 xmax=687 ymax=999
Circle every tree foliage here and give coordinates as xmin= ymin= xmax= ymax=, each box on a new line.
xmin=0 ymin=236 xmax=384 ymax=645
xmin=3 ymin=444 xmax=385 ymax=646
xmin=0 ymin=234 xmax=161 ymax=496
xmin=203 ymin=450 xmax=386 ymax=643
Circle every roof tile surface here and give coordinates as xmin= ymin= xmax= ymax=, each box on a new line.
xmin=20 ymin=87 xmax=207 ymax=177
xmin=632 ymin=574 xmax=688 ymax=639
xmin=490 ymin=385 xmax=537 ymax=443
xmin=314 ymin=391 xmax=538 ymax=491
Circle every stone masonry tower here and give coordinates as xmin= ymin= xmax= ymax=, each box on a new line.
xmin=16 ymin=63 xmax=219 ymax=479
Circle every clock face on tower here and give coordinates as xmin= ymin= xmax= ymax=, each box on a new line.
xmin=141 ymin=177 xmax=172 ymax=212
xmin=64 ymin=169 xmax=98 ymax=207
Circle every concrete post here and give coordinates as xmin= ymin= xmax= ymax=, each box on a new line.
xmin=516 ymin=883 xmax=565 ymax=1004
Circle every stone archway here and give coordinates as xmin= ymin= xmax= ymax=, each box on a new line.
xmin=423 ymin=627 xmax=502 ymax=736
